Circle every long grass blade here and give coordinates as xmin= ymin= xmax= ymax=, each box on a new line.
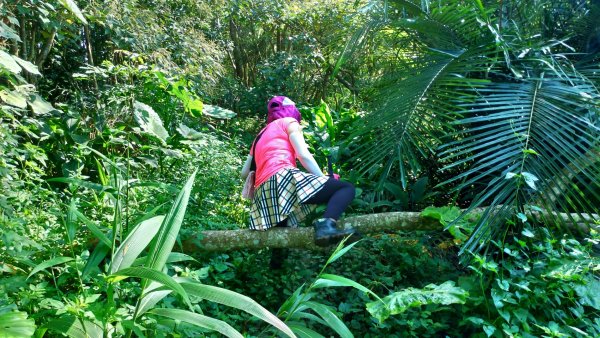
xmin=149 ymin=308 xmax=243 ymax=338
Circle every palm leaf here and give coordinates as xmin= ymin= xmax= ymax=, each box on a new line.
xmin=439 ymin=71 xmax=600 ymax=254
xmin=351 ymin=48 xmax=489 ymax=188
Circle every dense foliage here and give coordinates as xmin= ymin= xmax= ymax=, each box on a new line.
xmin=1 ymin=0 xmax=599 ymax=337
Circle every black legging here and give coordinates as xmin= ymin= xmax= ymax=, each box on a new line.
xmin=274 ymin=178 xmax=355 ymax=227
xmin=303 ymin=178 xmax=355 ymax=220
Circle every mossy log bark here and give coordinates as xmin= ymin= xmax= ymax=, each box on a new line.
xmin=182 ymin=210 xmax=599 ymax=252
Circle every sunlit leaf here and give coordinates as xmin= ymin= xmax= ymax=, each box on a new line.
xmin=58 ymin=0 xmax=88 ymax=25
xmin=109 ymin=216 xmax=165 ymax=274
xmin=11 ymin=55 xmax=41 ymax=76
xmin=28 ymin=94 xmax=57 ymax=115
xmin=0 ymin=308 xmax=36 ymax=337
xmin=133 ymin=101 xmax=169 ymax=143
xmin=0 ymin=22 xmax=21 ymax=42
xmin=0 ymin=90 xmax=27 ymax=108
xmin=366 ymin=281 xmax=468 ymax=322
xmin=0 ymin=50 xmax=21 ymax=74
xmin=202 ymin=104 xmax=236 ymax=119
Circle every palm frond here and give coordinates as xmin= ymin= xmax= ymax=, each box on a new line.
xmin=439 ymin=70 xmax=600 ymax=254
xmin=351 ymin=47 xmax=491 ymax=188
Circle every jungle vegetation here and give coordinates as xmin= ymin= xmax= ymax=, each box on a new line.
xmin=1 ymin=0 xmax=599 ymax=337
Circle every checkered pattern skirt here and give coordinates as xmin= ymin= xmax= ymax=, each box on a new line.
xmin=249 ymin=168 xmax=329 ymax=230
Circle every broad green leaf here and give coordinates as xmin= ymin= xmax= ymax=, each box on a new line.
xmin=58 ymin=0 xmax=88 ymax=25
xmin=133 ymin=101 xmax=169 ymax=143
xmin=574 ymin=277 xmax=600 ymax=310
xmin=181 ymin=282 xmax=296 ymax=338
xmin=304 ymin=301 xmax=352 ymax=338
xmin=28 ymin=94 xmax=56 ymax=115
xmin=0 ymin=309 xmax=36 ymax=337
xmin=27 ymin=257 xmax=74 ymax=279
xmin=0 ymin=50 xmax=21 ymax=73
xmin=177 ymin=124 xmax=203 ymax=140
xmin=202 ymin=104 xmax=236 ymax=119
xmin=313 ymin=274 xmax=381 ymax=301
xmin=11 ymin=55 xmax=41 ymax=76
xmin=149 ymin=308 xmax=243 ymax=338
xmin=136 ymin=281 xmax=173 ymax=315
xmin=287 ymin=323 xmax=326 ymax=338
xmin=44 ymin=316 xmax=102 ymax=338
xmin=108 ymin=267 xmax=191 ymax=308
xmin=185 ymin=99 xmax=203 ymax=117
xmin=366 ymin=281 xmax=468 ymax=322
xmin=73 ymin=210 xmax=111 ymax=247
xmin=0 ymin=22 xmax=21 ymax=42
xmin=109 ymin=216 xmax=164 ymax=274
xmin=421 ymin=206 xmax=462 ymax=226
xmin=144 ymin=171 xmax=196 ymax=272
xmin=0 ymin=90 xmax=27 ymax=109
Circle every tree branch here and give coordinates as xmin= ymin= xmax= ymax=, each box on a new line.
xmin=181 ymin=210 xmax=598 ymax=252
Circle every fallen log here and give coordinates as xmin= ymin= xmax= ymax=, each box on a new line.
xmin=181 ymin=210 xmax=599 ymax=252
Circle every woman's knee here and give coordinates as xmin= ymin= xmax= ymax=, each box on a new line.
xmin=339 ymin=180 xmax=355 ymax=196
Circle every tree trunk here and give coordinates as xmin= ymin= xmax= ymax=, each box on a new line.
xmin=181 ymin=210 xmax=598 ymax=252
xmin=19 ymin=15 xmax=27 ymax=60
xmin=229 ymin=18 xmax=244 ymax=81
xmin=36 ymin=27 xmax=57 ymax=68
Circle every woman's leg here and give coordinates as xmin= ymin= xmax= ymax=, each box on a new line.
xmin=304 ymin=178 xmax=359 ymax=246
xmin=270 ymin=219 xmax=289 ymax=269
xmin=304 ymin=179 xmax=355 ymax=220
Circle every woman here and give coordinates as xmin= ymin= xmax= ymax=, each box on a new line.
xmin=241 ymin=96 xmax=358 ymax=248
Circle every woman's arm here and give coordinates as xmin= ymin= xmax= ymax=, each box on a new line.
xmin=241 ymin=155 xmax=253 ymax=179
xmin=287 ymin=121 xmax=325 ymax=177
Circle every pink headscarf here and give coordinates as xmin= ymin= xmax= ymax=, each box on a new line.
xmin=267 ymin=96 xmax=301 ymax=124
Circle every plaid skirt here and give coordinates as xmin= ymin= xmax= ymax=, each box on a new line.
xmin=249 ymin=168 xmax=329 ymax=230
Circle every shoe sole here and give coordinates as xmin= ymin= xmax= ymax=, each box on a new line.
xmin=314 ymin=232 xmax=360 ymax=247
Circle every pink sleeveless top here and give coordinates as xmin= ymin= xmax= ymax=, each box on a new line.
xmin=250 ymin=117 xmax=297 ymax=187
